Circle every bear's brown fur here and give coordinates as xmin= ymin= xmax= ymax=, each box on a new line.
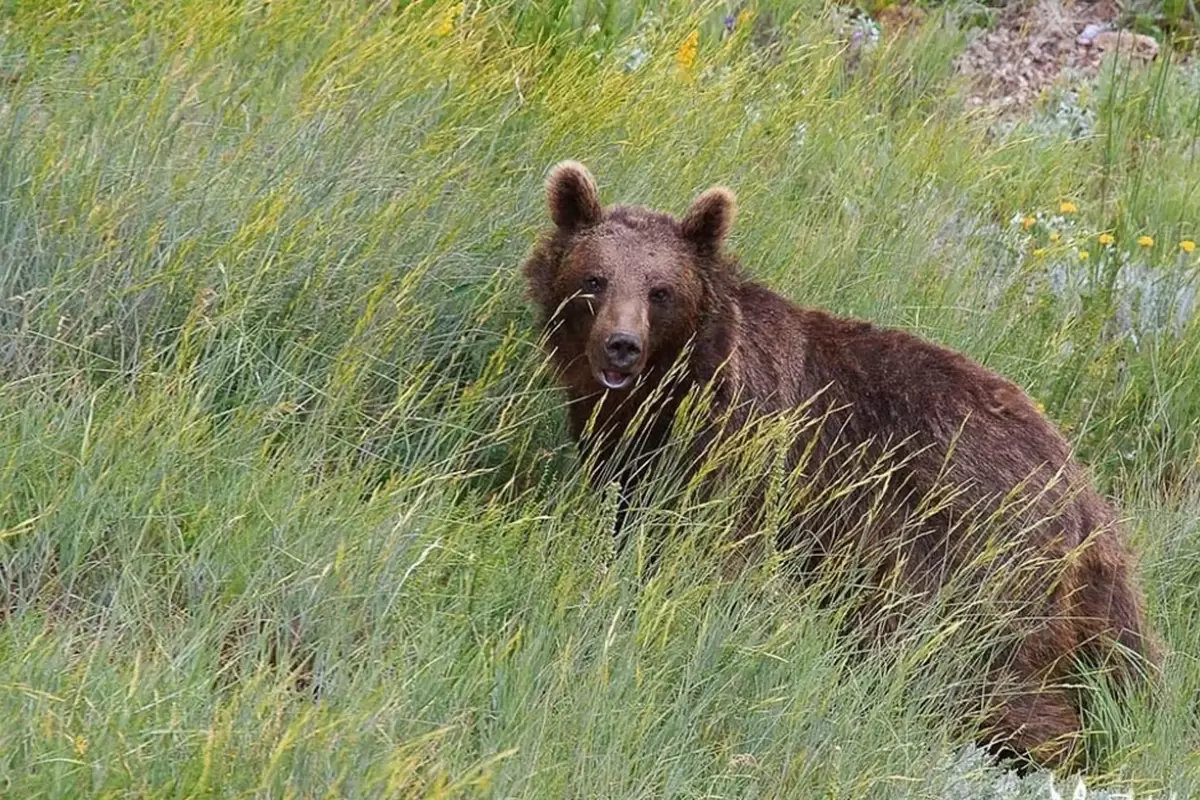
xmin=522 ymin=160 xmax=1160 ymax=769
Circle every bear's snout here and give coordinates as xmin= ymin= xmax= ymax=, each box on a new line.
xmin=591 ymin=329 xmax=644 ymax=391
xmin=604 ymin=332 xmax=643 ymax=369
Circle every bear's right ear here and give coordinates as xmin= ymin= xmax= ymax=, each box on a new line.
xmin=545 ymin=161 xmax=603 ymax=232
xmin=681 ymin=186 xmax=736 ymax=253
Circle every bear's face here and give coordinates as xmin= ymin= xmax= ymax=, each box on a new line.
xmin=554 ymin=222 xmax=704 ymax=390
xmin=528 ymin=161 xmax=736 ymax=393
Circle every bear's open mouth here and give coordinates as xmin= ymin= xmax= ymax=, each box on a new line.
xmin=598 ymin=369 xmax=634 ymax=391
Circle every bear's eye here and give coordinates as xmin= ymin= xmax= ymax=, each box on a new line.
xmin=649 ymin=287 xmax=671 ymax=304
xmin=582 ymin=276 xmax=606 ymax=294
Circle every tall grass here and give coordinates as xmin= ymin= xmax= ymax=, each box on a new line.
xmin=1 ymin=1 xmax=1198 ymax=796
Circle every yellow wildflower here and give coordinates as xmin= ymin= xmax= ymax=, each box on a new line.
xmin=74 ymin=735 xmax=88 ymax=756
xmin=1182 ymin=240 xmax=1196 ymax=254
xmin=1059 ymin=201 xmax=1078 ymax=214
xmin=437 ymin=3 xmax=463 ymax=37
xmin=1032 ymin=248 xmax=1047 ymax=257
xmin=1098 ymin=233 xmax=1114 ymax=246
xmin=1034 ymin=400 xmax=1046 ymax=414
xmin=1022 ymin=216 xmax=1036 ymax=231
xmin=676 ymin=30 xmax=699 ymax=73
xmin=1078 ymin=250 xmax=1089 ymax=261
xmin=1137 ymin=235 xmax=1154 ymax=248
xmin=737 ymin=9 xmax=754 ymax=28
xmin=1048 ymin=231 xmax=1061 ymax=243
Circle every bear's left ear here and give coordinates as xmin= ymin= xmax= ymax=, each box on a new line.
xmin=681 ymin=186 xmax=736 ymax=253
xmin=545 ymin=160 xmax=603 ymax=232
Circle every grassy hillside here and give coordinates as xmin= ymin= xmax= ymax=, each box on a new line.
xmin=1 ymin=1 xmax=1198 ymax=796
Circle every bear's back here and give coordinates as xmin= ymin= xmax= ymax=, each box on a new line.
xmin=733 ymin=278 xmax=1077 ymax=521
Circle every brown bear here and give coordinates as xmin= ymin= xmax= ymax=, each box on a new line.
xmin=522 ymin=160 xmax=1160 ymax=769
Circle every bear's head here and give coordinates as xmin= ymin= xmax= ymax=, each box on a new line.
xmin=523 ymin=161 xmax=738 ymax=394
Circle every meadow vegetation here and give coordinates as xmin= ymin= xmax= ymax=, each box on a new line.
xmin=0 ymin=1 xmax=1198 ymax=796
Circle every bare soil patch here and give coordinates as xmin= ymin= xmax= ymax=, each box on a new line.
xmin=952 ymin=0 xmax=1161 ymax=116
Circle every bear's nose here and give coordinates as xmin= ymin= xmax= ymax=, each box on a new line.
xmin=604 ymin=332 xmax=643 ymax=368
